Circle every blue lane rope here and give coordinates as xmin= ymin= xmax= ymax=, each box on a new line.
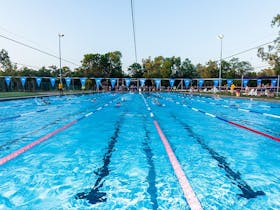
xmin=0 ymin=108 xmax=48 ymax=122
xmin=176 ymin=93 xmax=280 ymax=119
xmin=154 ymin=93 xmax=280 ymax=142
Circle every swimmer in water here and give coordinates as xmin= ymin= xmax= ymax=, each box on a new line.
xmin=35 ymin=97 xmax=50 ymax=105
xmin=41 ymin=97 xmax=50 ymax=105
xmin=115 ymin=102 xmax=121 ymax=107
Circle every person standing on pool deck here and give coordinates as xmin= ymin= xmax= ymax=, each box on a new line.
xmin=230 ymin=83 xmax=235 ymax=95
xmin=58 ymin=82 xmax=63 ymax=95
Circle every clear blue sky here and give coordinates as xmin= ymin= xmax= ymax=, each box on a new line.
xmin=0 ymin=0 xmax=279 ymax=72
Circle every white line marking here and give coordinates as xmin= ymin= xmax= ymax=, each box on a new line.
xmin=85 ymin=112 xmax=93 ymax=117
xmin=263 ymin=113 xmax=280 ymax=119
xmin=21 ymin=111 xmax=36 ymax=116
xmin=238 ymin=108 xmax=249 ymax=112
xmin=205 ymin=113 xmax=216 ymax=118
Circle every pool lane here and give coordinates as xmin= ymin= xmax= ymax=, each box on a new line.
xmin=190 ymin=94 xmax=280 ymax=109
xmin=170 ymin=113 xmax=265 ymax=199
xmin=0 ymin=96 xmax=119 ymax=166
xmin=142 ymin=115 xmax=158 ymax=210
xmin=0 ymin=93 xmax=116 ymax=154
xmin=76 ymin=117 xmax=123 ymax=204
xmin=146 ymin=93 xmax=275 ymax=208
xmin=176 ymin=94 xmax=280 ymax=119
xmin=141 ymin=94 xmax=203 ymax=210
xmin=155 ymin=93 xmax=280 ymax=142
xmin=0 ymin=93 xmax=107 ymax=122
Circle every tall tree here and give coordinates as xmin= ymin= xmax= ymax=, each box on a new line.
xmin=37 ymin=66 xmax=52 ymax=77
xmin=128 ymin=62 xmax=143 ymax=77
xmin=81 ymin=53 xmax=102 ymax=77
xmin=196 ymin=60 xmax=218 ymax=78
xmin=0 ymin=49 xmax=15 ymax=75
xmin=177 ymin=58 xmax=197 ymax=78
xmin=258 ymin=14 xmax=280 ymax=75
xmin=18 ymin=67 xmax=36 ymax=76
xmin=257 ymin=68 xmax=277 ymax=77
xmin=106 ymin=51 xmax=123 ymax=77
xmin=80 ymin=51 xmax=123 ymax=77
xmin=142 ymin=56 xmax=180 ymax=78
xmin=224 ymin=58 xmax=253 ymax=78
xmin=49 ymin=65 xmax=59 ymax=77
xmin=62 ymin=66 xmax=72 ymax=77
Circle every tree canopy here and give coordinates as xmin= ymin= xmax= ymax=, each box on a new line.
xmin=258 ymin=14 xmax=280 ymax=75
xmin=77 ymin=51 xmax=123 ymax=78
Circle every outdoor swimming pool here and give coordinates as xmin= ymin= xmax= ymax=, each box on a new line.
xmin=0 ymin=92 xmax=279 ymax=209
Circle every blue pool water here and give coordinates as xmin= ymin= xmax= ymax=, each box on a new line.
xmin=0 ymin=92 xmax=279 ymax=209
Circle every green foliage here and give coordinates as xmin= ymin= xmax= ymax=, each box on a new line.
xmin=178 ymin=58 xmax=197 ymax=78
xmin=258 ymin=14 xmax=280 ymax=75
xmin=80 ymin=51 xmax=123 ymax=77
xmin=0 ymin=49 xmax=16 ymax=75
xmin=128 ymin=62 xmax=143 ymax=77
xmin=223 ymin=58 xmax=253 ymax=78
xmin=197 ymin=60 xmax=218 ymax=78
xmin=196 ymin=58 xmax=253 ymax=79
xmin=142 ymin=56 xmax=181 ymax=78
xmin=257 ymin=68 xmax=277 ymax=77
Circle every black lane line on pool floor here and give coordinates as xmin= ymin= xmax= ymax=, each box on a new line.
xmin=0 ymin=95 xmax=117 ymax=153
xmin=143 ymin=116 xmax=159 ymax=210
xmin=171 ymin=113 xmax=265 ymax=199
xmin=75 ymin=118 xmax=122 ymax=204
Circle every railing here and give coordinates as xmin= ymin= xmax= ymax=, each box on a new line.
xmin=0 ymin=76 xmax=279 ymax=97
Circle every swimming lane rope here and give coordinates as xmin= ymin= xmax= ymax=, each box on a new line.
xmin=156 ymin=94 xmax=280 ymax=142
xmin=177 ymin=94 xmax=280 ymax=119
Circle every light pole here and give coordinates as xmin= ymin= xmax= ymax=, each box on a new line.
xmin=58 ymin=33 xmax=64 ymax=87
xmin=218 ymin=34 xmax=224 ymax=92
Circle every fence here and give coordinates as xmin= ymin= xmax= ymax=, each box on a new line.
xmin=0 ymin=76 xmax=279 ymax=97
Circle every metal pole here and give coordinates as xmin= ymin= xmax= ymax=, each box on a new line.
xmin=58 ymin=33 xmax=64 ymax=86
xmin=241 ymin=75 xmax=243 ymax=93
xmin=218 ymin=34 xmax=224 ymax=92
xmin=277 ymin=74 xmax=280 ymax=97
xmin=130 ymin=0 xmax=138 ymax=63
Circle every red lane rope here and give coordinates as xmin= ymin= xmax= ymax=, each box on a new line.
xmin=228 ymin=121 xmax=280 ymax=142
xmin=153 ymin=120 xmax=203 ymax=210
xmin=0 ymin=120 xmax=77 ymax=166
